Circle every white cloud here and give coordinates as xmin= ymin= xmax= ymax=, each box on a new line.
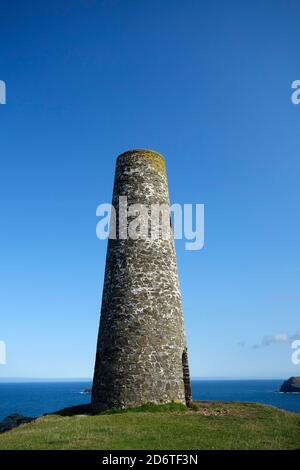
xmin=252 ymin=330 xmax=300 ymax=349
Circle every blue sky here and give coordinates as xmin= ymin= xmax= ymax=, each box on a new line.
xmin=0 ymin=0 xmax=299 ymax=379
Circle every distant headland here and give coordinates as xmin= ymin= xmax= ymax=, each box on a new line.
xmin=280 ymin=377 xmax=300 ymax=393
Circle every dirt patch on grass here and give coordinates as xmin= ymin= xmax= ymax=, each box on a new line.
xmin=192 ymin=401 xmax=260 ymax=418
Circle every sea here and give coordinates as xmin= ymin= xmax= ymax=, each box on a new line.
xmin=0 ymin=379 xmax=299 ymax=421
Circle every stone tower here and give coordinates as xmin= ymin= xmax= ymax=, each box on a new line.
xmin=92 ymin=149 xmax=191 ymax=411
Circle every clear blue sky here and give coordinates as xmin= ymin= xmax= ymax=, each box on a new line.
xmin=0 ymin=0 xmax=299 ymax=379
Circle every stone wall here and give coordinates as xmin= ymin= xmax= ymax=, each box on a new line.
xmin=92 ymin=149 xmax=191 ymax=411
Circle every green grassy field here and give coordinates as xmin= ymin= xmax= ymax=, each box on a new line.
xmin=0 ymin=401 xmax=299 ymax=450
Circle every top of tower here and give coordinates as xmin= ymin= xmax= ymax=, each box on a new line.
xmin=117 ymin=149 xmax=166 ymax=175
xmin=117 ymin=149 xmax=165 ymax=160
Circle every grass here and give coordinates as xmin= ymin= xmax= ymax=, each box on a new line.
xmin=0 ymin=401 xmax=299 ymax=450
xmin=99 ymin=401 xmax=187 ymax=414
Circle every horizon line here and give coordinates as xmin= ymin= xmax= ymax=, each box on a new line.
xmin=0 ymin=376 xmax=286 ymax=382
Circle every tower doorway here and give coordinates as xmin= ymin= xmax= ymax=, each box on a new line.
xmin=182 ymin=348 xmax=192 ymax=406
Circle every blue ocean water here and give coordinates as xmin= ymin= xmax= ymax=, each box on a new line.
xmin=192 ymin=379 xmax=300 ymax=414
xmin=0 ymin=381 xmax=92 ymax=421
xmin=0 ymin=379 xmax=299 ymax=421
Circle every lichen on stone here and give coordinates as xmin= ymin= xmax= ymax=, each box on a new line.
xmin=118 ymin=149 xmax=166 ymax=176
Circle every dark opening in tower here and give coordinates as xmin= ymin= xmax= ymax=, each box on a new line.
xmin=182 ymin=348 xmax=192 ymax=406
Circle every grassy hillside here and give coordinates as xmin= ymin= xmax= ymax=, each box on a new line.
xmin=0 ymin=401 xmax=299 ymax=450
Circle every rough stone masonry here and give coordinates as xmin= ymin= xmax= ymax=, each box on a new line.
xmin=92 ymin=149 xmax=192 ymax=411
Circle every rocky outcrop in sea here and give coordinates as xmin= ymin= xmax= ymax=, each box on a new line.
xmin=280 ymin=377 xmax=300 ymax=393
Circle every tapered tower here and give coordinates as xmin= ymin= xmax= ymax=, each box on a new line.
xmin=92 ymin=149 xmax=191 ymax=411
